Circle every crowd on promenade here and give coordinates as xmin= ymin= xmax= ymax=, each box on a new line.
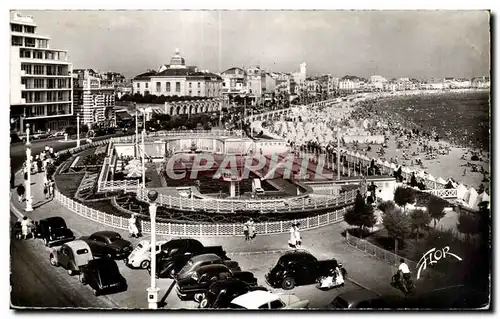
xmin=13 ymin=145 xmax=58 ymax=209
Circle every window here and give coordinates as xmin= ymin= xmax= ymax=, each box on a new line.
xmin=24 ymin=25 xmax=35 ymax=33
xmin=166 ymin=82 xmax=171 ymax=92
xmin=198 ymin=91 xmax=201 ymax=96
xmin=189 ymin=82 xmax=192 ymax=88
xmin=145 ymin=83 xmax=149 ymax=89
xmin=35 ymin=51 xmax=43 ymax=59
xmin=38 ymin=39 xmax=48 ymax=48
xmin=76 ymin=249 xmax=89 ymax=255
xmin=198 ymin=82 xmax=201 ymax=88
xmin=270 ymin=300 xmax=285 ymax=309
xmin=11 ymin=24 xmax=22 ymax=32
xmin=136 ymin=83 xmax=140 ymax=88
xmin=176 ymin=82 xmax=181 ymax=92
xmin=11 ymin=36 xmax=23 ymax=46
xmin=156 ymin=82 xmax=161 ymax=92
xmin=25 ymin=37 xmax=35 ymax=48
xmin=258 ymin=304 xmax=269 ymax=309
xmin=35 ymin=79 xmax=45 ymax=88
xmin=188 ymin=90 xmax=192 ymax=96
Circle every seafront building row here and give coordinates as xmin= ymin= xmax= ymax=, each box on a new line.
xmin=9 ymin=11 xmax=491 ymax=134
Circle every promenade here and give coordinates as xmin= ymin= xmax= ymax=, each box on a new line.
xmin=11 ymin=168 xmax=448 ymax=308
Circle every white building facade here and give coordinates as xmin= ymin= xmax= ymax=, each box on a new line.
xmin=10 ymin=12 xmax=73 ymax=133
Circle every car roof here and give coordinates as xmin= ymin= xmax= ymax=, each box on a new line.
xmin=231 ymin=291 xmax=280 ymax=308
xmin=92 ymin=231 xmax=120 ymax=237
xmin=41 ymin=216 xmax=65 ymax=224
xmin=333 ymin=289 xmax=381 ymax=304
xmin=190 ymin=253 xmax=220 ymax=263
xmin=196 ymin=264 xmax=229 ymax=274
xmin=63 ymin=240 xmax=91 ymax=251
xmin=280 ymin=250 xmax=315 ymax=261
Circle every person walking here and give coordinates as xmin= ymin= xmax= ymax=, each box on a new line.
xmin=21 ymin=216 xmax=30 ymax=240
xmin=294 ymin=224 xmax=302 ymax=248
xmin=243 ymin=222 xmax=250 ymax=241
xmin=128 ymin=214 xmax=139 ymax=238
xmin=16 ymin=184 xmax=25 ymax=203
xmin=48 ymin=179 xmax=55 ymax=199
xmin=288 ymin=223 xmax=296 ymax=248
xmin=37 ymin=155 xmax=43 ymax=173
xmin=247 ymin=218 xmax=255 ymax=240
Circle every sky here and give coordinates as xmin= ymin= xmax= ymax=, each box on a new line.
xmin=16 ymin=10 xmax=490 ymax=80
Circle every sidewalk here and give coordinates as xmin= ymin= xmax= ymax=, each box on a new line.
xmin=12 ymin=170 xmax=411 ymax=297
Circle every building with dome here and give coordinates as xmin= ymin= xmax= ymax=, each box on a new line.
xmin=132 ymin=49 xmax=223 ymax=98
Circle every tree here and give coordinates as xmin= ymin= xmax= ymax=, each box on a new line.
xmin=457 ymin=212 xmax=479 ymax=243
xmin=344 ymin=191 xmax=376 ymax=236
xmin=427 ymin=196 xmax=447 ymax=228
xmin=393 ymin=186 xmax=415 ymax=213
xmin=382 ymin=207 xmax=411 ymax=250
xmin=410 ymin=209 xmax=431 ymax=243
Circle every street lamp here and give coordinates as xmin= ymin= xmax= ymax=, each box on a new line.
xmin=25 ymin=123 xmax=33 ymax=212
xmin=141 ymin=129 xmax=146 ymax=188
xmin=76 ymin=113 xmax=81 ymax=147
xmin=135 ymin=108 xmax=139 ymax=146
xmin=146 ymin=190 xmax=160 ymax=309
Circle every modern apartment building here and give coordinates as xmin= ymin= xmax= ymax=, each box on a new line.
xmin=10 ymin=12 xmax=73 ymax=133
xmin=73 ymin=69 xmax=116 ymax=127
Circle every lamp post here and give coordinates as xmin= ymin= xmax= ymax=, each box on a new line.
xmin=135 ymin=109 xmax=139 ymax=146
xmin=76 ymin=113 xmax=80 ymax=147
xmin=146 ymin=190 xmax=160 ymax=309
xmin=142 ymin=129 xmax=146 ymax=188
xmin=25 ymin=123 xmax=33 ymax=212
xmin=337 ymin=130 xmax=341 ymax=181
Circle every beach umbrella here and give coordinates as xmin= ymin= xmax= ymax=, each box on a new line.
xmin=377 ymin=158 xmax=384 ymax=165
xmin=437 ymin=177 xmax=447 ymax=186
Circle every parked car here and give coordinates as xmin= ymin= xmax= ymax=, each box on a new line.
xmin=49 ymin=240 xmax=93 ymax=276
xmin=328 ymin=289 xmax=387 ymax=309
xmin=79 ymin=258 xmax=128 ymax=296
xmin=152 ymin=238 xmax=228 ymax=278
xmin=199 ymin=279 xmax=268 ymax=309
xmin=35 ymin=217 xmax=75 ymax=247
xmin=51 ymin=131 xmax=65 ymax=138
xmin=228 ymin=290 xmax=310 ymax=309
xmin=175 ymin=253 xmax=241 ymax=281
xmin=176 ymin=264 xmax=257 ymax=302
xmin=265 ymin=250 xmax=346 ymax=290
xmin=125 ymin=240 xmax=167 ymax=269
xmin=80 ymin=231 xmax=133 ymax=259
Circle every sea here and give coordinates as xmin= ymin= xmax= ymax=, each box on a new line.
xmin=373 ymin=91 xmax=491 ymax=152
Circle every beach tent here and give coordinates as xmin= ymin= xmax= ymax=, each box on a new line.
xmin=377 ymin=158 xmax=384 ymax=166
xmin=475 ymin=192 xmax=490 ymax=209
xmin=390 ymin=163 xmax=397 ymax=170
xmin=468 ymin=187 xmax=479 ymax=210
xmin=436 ymin=177 xmax=447 ymax=189
xmin=456 ymin=184 xmax=469 ymax=201
xmin=384 ymin=160 xmax=391 ymax=168
xmin=447 ymin=179 xmax=458 ymax=188
xmin=426 ymin=174 xmax=436 ymax=189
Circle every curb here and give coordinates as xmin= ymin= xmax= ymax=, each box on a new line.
xmin=346 ymin=278 xmax=382 ymax=296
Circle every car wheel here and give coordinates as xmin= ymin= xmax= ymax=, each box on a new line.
xmin=105 ymin=253 xmax=112 ymax=259
xmin=140 ymin=260 xmax=150 ymax=269
xmin=194 ymin=293 xmax=205 ymax=303
xmin=199 ymin=298 xmax=209 ymax=308
xmin=68 ymin=269 xmax=74 ymax=276
xmin=79 ymin=273 xmax=87 ymax=284
xmin=282 ymin=277 xmax=295 ymax=290
xmin=49 ymin=255 xmax=59 ymax=267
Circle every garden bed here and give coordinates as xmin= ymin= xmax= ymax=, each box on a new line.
xmin=55 ymin=172 xmax=86 ymax=198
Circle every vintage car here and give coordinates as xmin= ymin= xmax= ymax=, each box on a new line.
xmin=153 ymin=238 xmax=227 ymax=278
xmin=265 ymin=250 xmax=347 ymax=290
xmin=79 ymin=258 xmax=128 ymax=296
xmin=199 ymin=279 xmax=268 ymax=309
xmin=175 ymin=253 xmax=241 ymax=281
xmin=35 ymin=217 xmax=75 ymax=247
xmin=328 ymin=289 xmax=386 ymax=309
xmin=125 ymin=240 xmax=168 ymax=269
xmin=176 ymin=264 xmax=257 ymax=302
xmin=228 ymin=290 xmax=310 ymax=309
xmin=49 ymin=240 xmax=94 ymax=276
xmin=80 ymin=231 xmax=133 ymax=260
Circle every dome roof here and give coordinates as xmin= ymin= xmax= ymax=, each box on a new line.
xmin=170 ymin=48 xmax=186 ymax=66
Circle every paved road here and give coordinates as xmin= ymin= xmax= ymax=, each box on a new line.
xmin=10 ymin=142 xmax=435 ymax=309
xmin=10 ymin=132 xmax=133 ymax=172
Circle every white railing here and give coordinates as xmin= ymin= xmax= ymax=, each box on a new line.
xmin=422 ymin=188 xmax=458 ymax=199
xmin=99 ymin=180 xmax=140 ymax=191
xmin=135 ymin=187 xmax=359 ymax=213
xmin=54 ymin=189 xmax=350 ymax=237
